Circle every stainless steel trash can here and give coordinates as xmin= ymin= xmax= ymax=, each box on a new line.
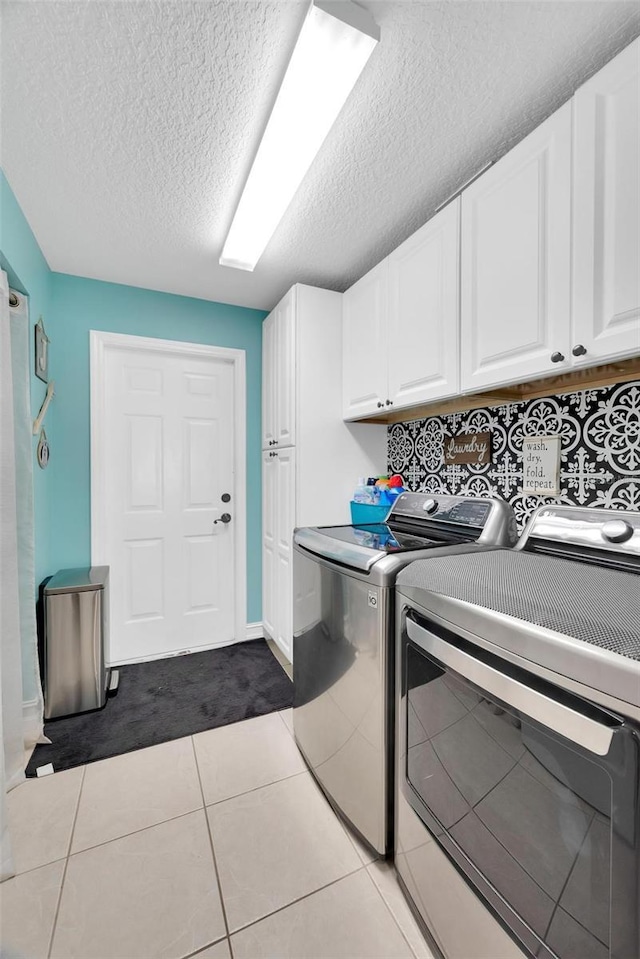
xmin=43 ymin=566 xmax=112 ymax=720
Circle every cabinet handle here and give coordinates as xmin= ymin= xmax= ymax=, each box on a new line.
xmin=377 ymin=401 xmax=384 ymax=409
xmin=550 ymin=352 xmax=565 ymax=364
xmin=572 ymin=344 xmax=587 ymax=357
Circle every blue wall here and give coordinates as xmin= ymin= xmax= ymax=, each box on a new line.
xmin=1 ymin=169 xmax=266 ymax=627
xmin=0 ymin=170 xmax=53 ymax=588
xmin=50 ymin=273 xmax=266 ymax=624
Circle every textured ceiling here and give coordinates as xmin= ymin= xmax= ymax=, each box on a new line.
xmin=1 ymin=1 xmax=639 ymax=311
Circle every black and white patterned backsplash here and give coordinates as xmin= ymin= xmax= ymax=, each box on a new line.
xmin=387 ymin=380 xmax=640 ymax=532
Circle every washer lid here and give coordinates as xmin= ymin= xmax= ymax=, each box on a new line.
xmin=294 ymin=524 xmax=458 ymax=571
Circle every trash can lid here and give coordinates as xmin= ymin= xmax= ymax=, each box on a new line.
xmin=44 ymin=566 xmax=109 ymax=594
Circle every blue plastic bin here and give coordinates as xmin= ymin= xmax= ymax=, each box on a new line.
xmin=350 ymin=501 xmax=391 ymax=524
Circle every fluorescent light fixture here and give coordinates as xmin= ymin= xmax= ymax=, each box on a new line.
xmin=219 ymin=0 xmax=379 ymax=271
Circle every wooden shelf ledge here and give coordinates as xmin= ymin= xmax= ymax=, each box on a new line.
xmin=360 ymin=356 xmax=640 ymax=425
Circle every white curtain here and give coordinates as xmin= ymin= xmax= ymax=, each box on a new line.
xmin=0 ymin=270 xmax=45 ymax=881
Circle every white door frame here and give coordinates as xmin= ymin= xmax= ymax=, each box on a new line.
xmin=90 ymin=330 xmax=247 ymax=660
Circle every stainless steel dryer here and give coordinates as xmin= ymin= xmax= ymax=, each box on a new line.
xmin=395 ymin=505 xmax=640 ymax=959
xmin=292 ymin=492 xmax=516 ymax=857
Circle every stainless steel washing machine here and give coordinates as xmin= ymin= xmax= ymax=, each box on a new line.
xmin=292 ymin=492 xmax=516 ymax=857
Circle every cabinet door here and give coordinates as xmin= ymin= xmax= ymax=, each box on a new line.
xmin=275 ymin=289 xmax=296 ymax=447
xmin=262 ymin=310 xmax=276 ymax=449
xmin=342 ymin=260 xmax=388 ymax=419
xmin=461 ymin=103 xmax=572 ymax=392
xmin=388 ymin=199 xmax=460 ymax=409
xmin=274 ymin=447 xmax=296 ymax=662
xmin=573 ymin=38 xmax=640 ymax=365
xmin=262 ymin=450 xmax=277 ymax=640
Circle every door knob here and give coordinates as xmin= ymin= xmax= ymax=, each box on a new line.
xmin=214 ymin=513 xmax=232 ymax=525
xmin=572 ymin=344 xmax=587 ymax=357
xmin=221 ymin=493 xmax=231 ymax=503
xmin=550 ymin=352 xmax=565 ymax=363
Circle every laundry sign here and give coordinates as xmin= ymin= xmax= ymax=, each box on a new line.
xmin=522 ymin=435 xmax=561 ymax=495
xmin=443 ymin=431 xmax=491 ymax=465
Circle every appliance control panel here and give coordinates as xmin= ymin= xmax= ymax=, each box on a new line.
xmin=390 ymin=492 xmax=492 ymax=528
xmin=521 ymin=505 xmax=640 ymax=556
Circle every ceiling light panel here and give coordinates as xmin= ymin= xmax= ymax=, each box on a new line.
xmin=220 ymin=0 xmax=379 ymax=272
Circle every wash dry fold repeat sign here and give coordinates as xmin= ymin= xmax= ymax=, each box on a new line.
xmin=522 ymin=435 xmax=561 ymax=495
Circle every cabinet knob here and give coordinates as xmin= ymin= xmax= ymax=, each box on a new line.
xmin=386 ymin=399 xmax=393 ymax=406
xmin=550 ymin=352 xmax=565 ymax=364
xmin=572 ymin=344 xmax=587 ymax=357
xmin=377 ymin=401 xmax=384 ymax=408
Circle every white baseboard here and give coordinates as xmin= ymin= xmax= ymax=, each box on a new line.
xmin=109 ymin=624 xmax=265 ymax=667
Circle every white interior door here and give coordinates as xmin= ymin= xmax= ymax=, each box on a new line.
xmin=94 ymin=336 xmax=241 ymax=665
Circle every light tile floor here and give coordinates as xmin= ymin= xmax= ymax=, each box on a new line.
xmin=2 ymin=709 xmax=434 ymax=959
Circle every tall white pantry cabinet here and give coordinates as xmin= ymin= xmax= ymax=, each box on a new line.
xmin=262 ymin=284 xmax=386 ymax=662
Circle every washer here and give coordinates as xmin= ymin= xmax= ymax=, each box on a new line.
xmin=292 ymin=491 xmax=516 ymax=857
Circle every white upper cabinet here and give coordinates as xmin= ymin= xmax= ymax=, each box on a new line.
xmin=261 ymin=309 xmax=276 ymax=448
xmin=343 ymin=202 xmax=460 ymax=420
xmin=262 ymin=289 xmax=296 ymax=448
xmin=461 ymin=103 xmax=572 ymax=393
xmin=342 ymin=260 xmax=388 ymax=419
xmin=275 ymin=290 xmax=296 ymax=446
xmin=572 ymin=38 xmax=640 ymax=365
xmin=388 ymin=198 xmax=460 ymax=408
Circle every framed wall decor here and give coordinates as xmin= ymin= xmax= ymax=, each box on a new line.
xmin=522 ymin=435 xmax=561 ymax=495
xmin=35 ymin=316 xmax=49 ymax=383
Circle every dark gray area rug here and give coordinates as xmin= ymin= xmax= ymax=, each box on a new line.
xmin=26 ymin=639 xmax=293 ymax=776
